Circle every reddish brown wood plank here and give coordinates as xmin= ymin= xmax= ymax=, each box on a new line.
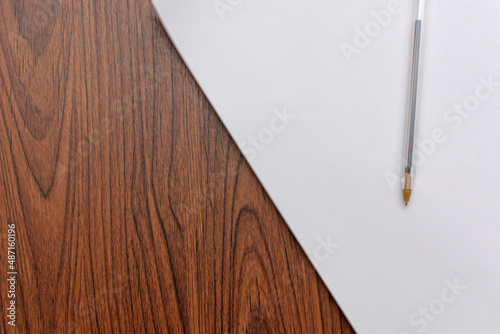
xmin=0 ymin=0 xmax=356 ymax=332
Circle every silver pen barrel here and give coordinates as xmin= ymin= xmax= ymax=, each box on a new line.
xmin=403 ymin=0 xmax=426 ymax=206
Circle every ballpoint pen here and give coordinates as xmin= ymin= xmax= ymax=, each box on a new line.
xmin=403 ymin=0 xmax=426 ymax=206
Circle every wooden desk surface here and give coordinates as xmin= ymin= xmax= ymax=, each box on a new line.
xmin=0 ymin=0 xmax=355 ymax=332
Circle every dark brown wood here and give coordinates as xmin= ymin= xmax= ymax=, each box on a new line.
xmin=0 ymin=0 xmax=356 ymax=332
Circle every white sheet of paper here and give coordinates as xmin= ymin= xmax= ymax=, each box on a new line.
xmin=153 ymin=0 xmax=500 ymax=333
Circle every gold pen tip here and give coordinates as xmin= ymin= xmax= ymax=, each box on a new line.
xmin=403 ymin=189 xmax=412 ymax=206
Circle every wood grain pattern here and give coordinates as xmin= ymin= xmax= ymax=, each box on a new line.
xmin=0 ymin=0 xmax=356 ymax=332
